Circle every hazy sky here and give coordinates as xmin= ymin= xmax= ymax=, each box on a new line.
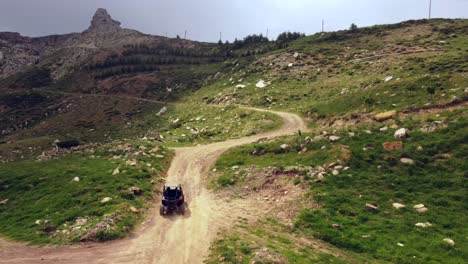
xmin=1 ymin=0 xmax=467 ymax=42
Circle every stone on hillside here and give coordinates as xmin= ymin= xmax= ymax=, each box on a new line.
xmin=280 ymin=144 xmax=289 ymax=150
xmin=293 ymin=52 xmax=300 ymax=58
xmin=416 ymin=207 xmax=428 ymax=213
xmin=256 ymin=80 xmax=269 ymax=88
xmin=130 ymin=206 xmax=138 ymax=213
xmin=100 ymin=197 xmax=112 ymax=204
xmin=443 ymin=238 xmax=455 ymax=246
xmin=156 ymin=106 xmax=167 ymax=116
xmin=384 ymin=76 xmax=393 ymax=82
xmin=329 ymin=136 xmax=340 ymax=142
xmin=392 ymin=203 xmax=406 ymax=209
xmin=150 ymin=147 xmax=160 ymax=153
xmin=364 ymin=130 xmax=372 ymax=134
xmin=383 ymin=141 xmax=403 ymax=150
xmin=394 ymin=128 xmax=409 ymax=139
xmin=417 ymin=146 xmax=424 ymax=151
xmin=415 ymin=222 xmax=432 ymax=228
xmin=375 ymin=111 xmax=397 ymax=121
xmin=420 ymin=121 xmax=447 ymax=133
xmin=129 ymin=187 xmax=143 ymax=196
xmin=126 ymin=160 xmax=137 ymax=166
xmin=112 ymin=168 xmax=120 ymax=175
xmin=332 ymin=170 xmax=340 ymax=176
xmin=348 ymin=132 xmax=355 ymax=137
xmin=380 ymin=126 xmax=388 ymax=132
xmin=366 ymin=203 xmax=379 ymax=211
xmin=0 ymin=199 xmax=9 ymax=205
xmin=75 ymin=217 xmax=88 ymax=225
xmin=400 ymin=158 xmax=414 ymax=165
xmin=413 ymin=204 xmax=428 ymax=213
xmin=73 ymin=177 xmax=80 ymax=182
xmin=236 ymin=84 xmax=246 ymax=88
xmin=390 ymin=124 xmax=399 ymax=129
xmin=288 ymin=63 xmax=294 ymax=67
xmin=156 ymin=154 xmax=164 ymax=158
xmin=35 ymin=220 xmax=42 ymax=225
xmin=397 ymin=243 xmax=405 ymax=247
xmin=172 ymin=118 xmax=180 ymax=124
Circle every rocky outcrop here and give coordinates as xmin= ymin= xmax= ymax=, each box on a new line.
xmin=85 ymin=8 xmax=122 ymax=34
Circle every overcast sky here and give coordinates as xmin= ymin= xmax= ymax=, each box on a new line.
xmin=1 ymin=0 xmax=467 ymax=42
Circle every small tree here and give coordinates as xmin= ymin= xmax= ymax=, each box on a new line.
xmin=426 ymin=86 xmax=436 ymax=99
xmin=176 ymin=35 xmax=181 ymax=39
xmin=350 ymin=23 xmax=358 ymax=32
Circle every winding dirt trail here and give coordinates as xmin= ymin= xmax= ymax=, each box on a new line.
xmin=0 ymin=108 xmax=308 ymax=264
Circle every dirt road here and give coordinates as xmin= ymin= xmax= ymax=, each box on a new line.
xmin=0 ymin=108 xmax=308 ymax=264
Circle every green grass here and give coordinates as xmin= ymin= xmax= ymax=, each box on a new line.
xmin=210 ymin=109 xmax=467 ymax=263
xmin=186 ymin=19 xmax=468 ymax=120
xmin=0 ymin=140 xmax=173 ymax=244
xmin=156 ymin=103 xmax=282 ymax=146
xmin=206 ymin=218 xmax=352 ymax=264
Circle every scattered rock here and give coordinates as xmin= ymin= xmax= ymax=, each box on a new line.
xmin=256 ymin=80 xmax=269 ymax=88
xmin=112 ymin=168 xmax=120 ymax=175
xmin=413 ymin=204 xmax=428 ymax=213
xmin=420 ymin=121 xmax=447 ymax=133
xmin=293 ymin=52 xmax=300 ymax=58
xmin=156 ymin=106 xmax=167 ymax=116
xmin=443 ymin=238 xmax=455 ymax=246
xmin=75 ymin=217 xmax=88 ymax=225
xmin=379 ymin=126 xmax=388 ymax=132
xmin=332 ymin=170 xmax=340 ymax=176
xmin=129 ymin=206 xmax=138 ymax=213
xmin=383 ymin=141 xmax=403 ymax=150
xmin=126 ymin=160 xmax=137 ymax=166
xmin=329 ymin=136 xmax=340 ymax=142
xmin=100 ymin=197 xmax=112 ymax=204
xmin=129 ymin=187 xmax=143 ymax=196
xmin=332 ymin=223 xmax=340 ymax=229
xmin=35 ymin=220 xmax=42 ymax=225
xmin=394 ymin=128 xmax=409 ymax=139
xmin=0 ymin=199 xmax=8 ymax=205
xmin=375 ymin=111 xmax=397 ymax=121
xmin=415 ymin=222 xmax=432 ymax=228
xmin=400 ymin=158 xmax=415 ymax=165
xmin=73 ymin=177 xmax=80 ymax=182
xmin=288 ymin=63 xmax=294 ymax=67
xmin=348 ymin=132 xmax=355 ymax=137
xmin=280 ymin=144 xmax=289 ymax=150
xmin=397 ymin=243 xmax=405 ymax=247
xmin=42 ymin=226 xmax=57 ymax=233
xmin=417 ymin=146 xmax=424 ymax=151
xmin=384 ymin=76 xmax=393 ymax=82
xmin=366 ymin=203 xmax=379 ymax=211
xmin=392 ymin=203 xmax=406 ymax=209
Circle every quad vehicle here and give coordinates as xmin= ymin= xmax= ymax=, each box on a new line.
xmin=160 ymin=183 xmax=185 ymax=215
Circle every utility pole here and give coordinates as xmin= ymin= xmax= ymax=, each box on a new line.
xmin=429 ymin=0 xmax=432 ymax=19
xmin=184 ymin=30 xmax=187 ymax=39
xmin=322 ymin=19 xmax=325 ymax=32
xmin=266 ymin=28 xmax=269 ymax=39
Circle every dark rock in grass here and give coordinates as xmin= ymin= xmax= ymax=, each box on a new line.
xmin=56 ymin=140 xmax=80 ymax=149
xmin=42 ymin=226 xmax=57 ymax=233
xmin=129 ymin=187 xmax=143 ymax=196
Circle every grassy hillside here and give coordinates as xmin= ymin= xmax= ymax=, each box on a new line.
xmin=187 ymin=19 xmax=468 ymax=120
xmin=0 ymin=140 xmax=172 ymax=244
xmin=208 ymin=107 xmax=467 ymax=263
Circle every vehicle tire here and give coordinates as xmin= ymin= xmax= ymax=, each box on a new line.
xmin=178 ymin=203 xmax=185 ymax=215
xmin=159 ymin=206 xmax=165 ymax=216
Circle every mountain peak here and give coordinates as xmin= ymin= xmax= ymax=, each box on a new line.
xmin=86 ymin=8 xmax=121 ymax=33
